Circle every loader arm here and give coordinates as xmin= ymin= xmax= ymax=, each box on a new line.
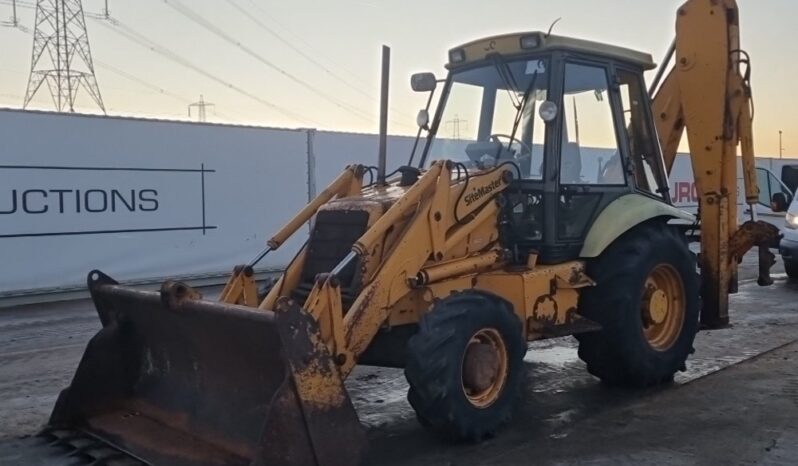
xmin=297 ymin=161 xmax=515 ymax=376
xmin=652 ymin=0 xmax=779 ymax=327
xmin=219 ymin=165 xmax=366 ymax=307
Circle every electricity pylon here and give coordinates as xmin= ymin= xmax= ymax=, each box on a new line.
xmin=23 ymin=0 xmax=105 ymax=113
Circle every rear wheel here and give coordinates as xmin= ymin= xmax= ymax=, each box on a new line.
xmin=404 ymin=291 xmax=526 ymax=442
xmin=576 ymin=222 xmax=699 ymax=387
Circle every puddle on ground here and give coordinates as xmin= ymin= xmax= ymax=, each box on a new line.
xmin=524 ymin=344 xmax=579 ymax=367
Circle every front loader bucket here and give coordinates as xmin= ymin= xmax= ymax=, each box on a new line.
xmin=46 ymin=270 xmax=366 ymax=466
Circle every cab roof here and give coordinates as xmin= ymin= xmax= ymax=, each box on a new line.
xmin=447 ymin=32 xmax=656 ymax=70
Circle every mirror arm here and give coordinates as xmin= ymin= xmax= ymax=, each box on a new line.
xmin=408 ymin=89 xmax=437 ymax=167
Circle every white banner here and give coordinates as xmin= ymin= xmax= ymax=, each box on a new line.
xmin=0 ymin=109 xmax=311 ymax=295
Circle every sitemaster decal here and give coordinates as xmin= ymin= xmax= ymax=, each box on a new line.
xmin=0 ymin=165 xmax=216 ymax=238
xmin=464 ymin=179 xmax=503 ymax=206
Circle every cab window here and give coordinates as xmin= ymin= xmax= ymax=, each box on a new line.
xmin=561 ymin=63 xmax=623 ymax=185
xmin=427 ymin=58 xmax=550 ymax=180
xmin=618 ymin=69 xmax=663 ymax=196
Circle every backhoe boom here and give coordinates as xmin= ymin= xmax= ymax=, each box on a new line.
xmin=652 ymin=0 xmax=778 ymax=327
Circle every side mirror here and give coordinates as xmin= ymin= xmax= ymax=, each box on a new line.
xmin=416 ymin=109 xmax=430 ymax=130
xmin=772 ymin=192 xmax=789 ymax=213
xmin=411 ymin=72 xmax=437 ymax=93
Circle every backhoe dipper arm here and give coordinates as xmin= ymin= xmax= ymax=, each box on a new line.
xmin=652 ymin=0 xmax=778 ymax=328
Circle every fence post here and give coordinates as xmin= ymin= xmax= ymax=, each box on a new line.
xmin=306 ymin=128 xmax=317 ymax=232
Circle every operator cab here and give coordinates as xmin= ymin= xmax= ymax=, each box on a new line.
xmin=412 ymin=32 xmax=669 ymax=264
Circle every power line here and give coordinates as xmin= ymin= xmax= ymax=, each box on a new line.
xmin=1 ymin=0 xmax=318 ymax=124
xmin=0 ymin=0 xmax=33 ymax=32
xmin=95 ymin=59 xmax=189 ymax=104
xmin=94 ymin=60 xmax=240 ymax=122
xmin=226 ymin=0 xmax=374 ymax=102
xmin=0 ymin=0 xmax=32 ymax=10
xmin=4 ymin=0 xmax=414 ymax=130
xmin=0 ymin=0 xmax=18 ymax=26
xmin=162 ymin=0 xmax=376 ymax=123
xmin=1 ymin=4 xmax=237 ymax=121
xmin=0 ymin=0 xmax=33 ymax=7
xmin=240 ymin=0 xmax=370 ymax=89
xmin=96 ymin=18 xmax=319 ymax=125
xmin=226 ymin=0 xmax=415 ymax=127
xmin=88 ymin=61 xmax=241 ymax=121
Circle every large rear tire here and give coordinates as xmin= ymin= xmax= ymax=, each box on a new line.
xmin=576 ymin=222 xmax=700 ymax=387
xmin=404 ymin=291 xmax=526 ymax=442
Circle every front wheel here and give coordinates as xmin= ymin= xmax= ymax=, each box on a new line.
xmin=576 ymin=222 xmax=700 ymax=387
xmin=404 ymin=291 xmax=526 ymax=442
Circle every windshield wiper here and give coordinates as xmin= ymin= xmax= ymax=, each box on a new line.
xmin=492 ymin=55 xmax=522 ymax=110
xmin=507 ymin=70 xmax=541 ymax=153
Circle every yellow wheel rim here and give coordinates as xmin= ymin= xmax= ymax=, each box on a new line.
xmin=641 ymin=263 xmax=686 ymax=351
xmin=461 ymin=328 xmax=509 ymax=408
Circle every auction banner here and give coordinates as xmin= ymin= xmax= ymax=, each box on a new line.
xmin=0 ymin=165 xmax=210 ymax=238
xmin=0 ymin=109 xmax=310 ymax=295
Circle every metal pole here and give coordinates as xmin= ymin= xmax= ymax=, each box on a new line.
xmin=377 ymin=45 xmax=390 ymax=186
xmin=780 ymin=130 xmax=783 ymax=159
xmin=11 ymin=0 xmax=17 ymax=26
xmin=649 ymin=39 xmax=676 ymax=97
xmin=306 ymin=128 xmax=317 ymax=233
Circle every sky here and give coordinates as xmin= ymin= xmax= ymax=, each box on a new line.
xmin=1 ymin=0 xmax=797 ymax=157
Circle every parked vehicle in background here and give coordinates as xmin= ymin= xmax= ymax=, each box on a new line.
xmin=669 ymin=156 xmax=798 ymax=279
xmin=668 ymin=155 xmax=793 ymax=231
xmin=779 ymin=186 xmax=798 ymax=278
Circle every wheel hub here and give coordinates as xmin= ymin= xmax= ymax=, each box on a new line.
xmin=461 ymin=328 xmax=509 ymax=408
xmin=463 ymin=343 xmax=500 ymax=393
xmin=644 ymin=287 xmax=669 ymax=325
xmin=641 ymin=264 xmax=686 ymax=352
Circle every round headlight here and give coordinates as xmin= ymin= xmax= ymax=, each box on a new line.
xmin=539 ymin=100 xmax=559 ymax=122
xmin=416 ymin=109 xmax=430 ymax=129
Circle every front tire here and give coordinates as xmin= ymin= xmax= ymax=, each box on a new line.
xmin=576 ymin=222 xmax=700 ymax=387
xmin=404 ymin=291 xmax=526 ymax=442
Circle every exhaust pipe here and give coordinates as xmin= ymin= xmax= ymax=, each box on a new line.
xmin=377 ymin=45 xmax=390 ymax=186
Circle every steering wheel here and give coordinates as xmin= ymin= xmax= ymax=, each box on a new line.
xmin=490 ymin=134 xmax=533 ymax=156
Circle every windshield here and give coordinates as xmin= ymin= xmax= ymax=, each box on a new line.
xmin=424 ymin=58 xmax=549 ymax=179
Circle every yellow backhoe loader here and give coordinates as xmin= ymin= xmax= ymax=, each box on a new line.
xmin=41 ymin=1 xmax=780 ymax=465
